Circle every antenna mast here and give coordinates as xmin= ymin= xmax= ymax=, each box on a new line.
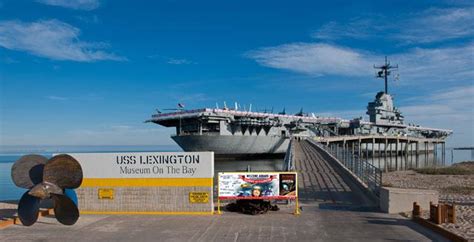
xmin=374 ymin=56 xmax=398 ymax=94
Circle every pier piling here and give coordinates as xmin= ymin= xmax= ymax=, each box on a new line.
xmin=317 ymin=135 xmax=447 ymax=172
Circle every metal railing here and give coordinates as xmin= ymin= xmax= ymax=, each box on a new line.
xmin=283 ymin=139 xmax=295 ymax=171
xmin=310 ymin=140 xmax=382 ymax=197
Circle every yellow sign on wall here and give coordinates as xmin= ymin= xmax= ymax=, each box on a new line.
xmin=189 ymin=192 xmax=209 ymax=203
xmin=98 ymin=188 xmax=114 ymax=199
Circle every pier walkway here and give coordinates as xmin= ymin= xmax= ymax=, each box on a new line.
xmin=294 ymin=140 xmax=375 ymax=209
xmin=0 ymin=141 xmax=447 ymax=241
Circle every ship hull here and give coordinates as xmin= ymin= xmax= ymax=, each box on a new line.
xmin=172 ymin=134 xmax=289 ymax=157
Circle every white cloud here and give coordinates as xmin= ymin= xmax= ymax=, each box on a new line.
xmin=401 ymin=86 xmax=474 ymax=147
xmin=393 ymin=43 xmax=474 ymax=84
xmin=312 ymin=18 xmax=390 ymax=41
xmin=75 ymin=15 xmax=100 ymax=24
xmin=0 ymin=19 xmax=125 ymax=62
xmin=147 ymin=55 xmax=195 ymax=65
xmin=110 ymin=125 xmax=133 ymax=131
xmin=47 ymin=95 xmax=68 ymax=101
xmin=397 ymin=8 xmax=474 ymax=44
xmin=246 ymin=43 xmax=376 ymax=76
xmin=246 ymin=42 xmax=474 ymax=84
xmin=167 ymin=58 xmax=194 ymax=65
xmin=313 ymin=7 xmax=474 ymax=44
xmin=37 ymin=0 xmax=100 ymax=10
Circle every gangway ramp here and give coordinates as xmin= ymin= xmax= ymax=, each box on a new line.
xmin=293 ymin=140 xmax=376 ymax=209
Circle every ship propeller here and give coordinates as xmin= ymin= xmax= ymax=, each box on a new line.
xmin=11 ymin=154 xmax=83 ymax=226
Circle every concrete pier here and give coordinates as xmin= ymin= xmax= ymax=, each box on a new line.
xmin=0 ymin=141 xmax=447 ymax=241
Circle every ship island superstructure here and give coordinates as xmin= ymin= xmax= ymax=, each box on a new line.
xmin=146 ymin=58 xmax=452 ymax=157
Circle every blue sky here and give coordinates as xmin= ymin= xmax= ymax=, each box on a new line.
xmin=0 ymin=0 xmax=473 ymax=147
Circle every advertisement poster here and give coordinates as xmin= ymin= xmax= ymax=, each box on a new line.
xmin=218 ymin=172 xmax=297 ymax=200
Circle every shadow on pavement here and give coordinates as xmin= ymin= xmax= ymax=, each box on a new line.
xmin=0 ymin=208 xmax=17 ymax=220
xmin=318 ymin=203 xmax=378 ymax=212
xmin=365 ymin=216 xmax=448 ymax=241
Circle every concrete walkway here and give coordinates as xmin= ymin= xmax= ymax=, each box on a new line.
xmin=0 ymin=140 xmax=447 ymax=241
xmin=294 ymin=140 xmax=375 ymax=208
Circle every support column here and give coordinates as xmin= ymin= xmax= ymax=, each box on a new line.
xmin=346 ymin=141 xmax=351 ymax=162
xmin=378 ymin=142 xmax=381 ymax=169
xmin=395 ymin=138 xmax=399 ymax=171
xmin=346 ymin=141 xmax=349 ymax=165
xmin=441 ymin=142 xmax=446 ymax=165
xmin=416 ymin=141 xmax=419 ymax=168
xmin=352 ymin=141 xmax=355 ymax=172
xmin=358 ymin=138 xmax=361 ymax=160
xmin=405 ymin=139 xmax=409 ymax=170
xmin=343 ymin=140 xmax=346 ymax=165
xmin=425 ymin=142 xmax=428 ymax=167
xmin=378 ymin=142 xmax=382 ymax=157
xmin=384 ymin=138 xmax=388 ymax=172
xmin=389 ymin=139 xmax=392 ymax=171
xmin=365 ymin=139 xmax=369 ymax=160
xmin=372 ymin=138 xmax=375 ymax=165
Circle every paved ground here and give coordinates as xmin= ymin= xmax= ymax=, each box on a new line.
xmin=0 ymin=207 xmax=446 ymax=241
xmin=0 ymin=140 xmax=447 ymax=241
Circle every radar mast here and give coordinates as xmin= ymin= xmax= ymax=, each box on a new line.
xmin=374 ymin=56 xmax=398 ymax=94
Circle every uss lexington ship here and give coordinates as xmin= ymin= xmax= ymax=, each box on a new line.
xmin=146 ymin=59 xmax=452 ymax=157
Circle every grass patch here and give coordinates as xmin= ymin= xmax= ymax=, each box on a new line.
xmin=414 ymin=166 xmax=473 ymax=175
xmin=441 ymin=185 xmax=474 ymax=195
xmin=453 ymin=161 xmax=474 ymax=169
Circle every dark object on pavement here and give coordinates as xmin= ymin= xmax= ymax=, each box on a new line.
xmin=226 ymin=200 xmax=279 ymax=215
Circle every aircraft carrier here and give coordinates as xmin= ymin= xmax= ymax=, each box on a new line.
xmin=146 ymin=59 xmax=452 ymax=157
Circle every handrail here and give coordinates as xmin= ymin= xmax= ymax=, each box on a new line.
xmin=308 ymin=139 xmax=382 ymax=197
xmin=284 ymin=139 xmax=295 ymax=171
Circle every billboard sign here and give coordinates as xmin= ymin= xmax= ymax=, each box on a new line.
xmin=218 ymin=172 xmax=297 ymax=200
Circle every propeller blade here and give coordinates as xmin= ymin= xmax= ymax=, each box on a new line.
xmin=18 ymin=191 xmax=40 ymax=226
xmin=11 ymin=154 xmax=48 ymax=189
xmin=52 ymin=194 xmax=79 ymax=225
xmin=43 ymin=154 xmax=83 ymax=189
xmin=64 ymin=189 xmax=78 ymax=206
